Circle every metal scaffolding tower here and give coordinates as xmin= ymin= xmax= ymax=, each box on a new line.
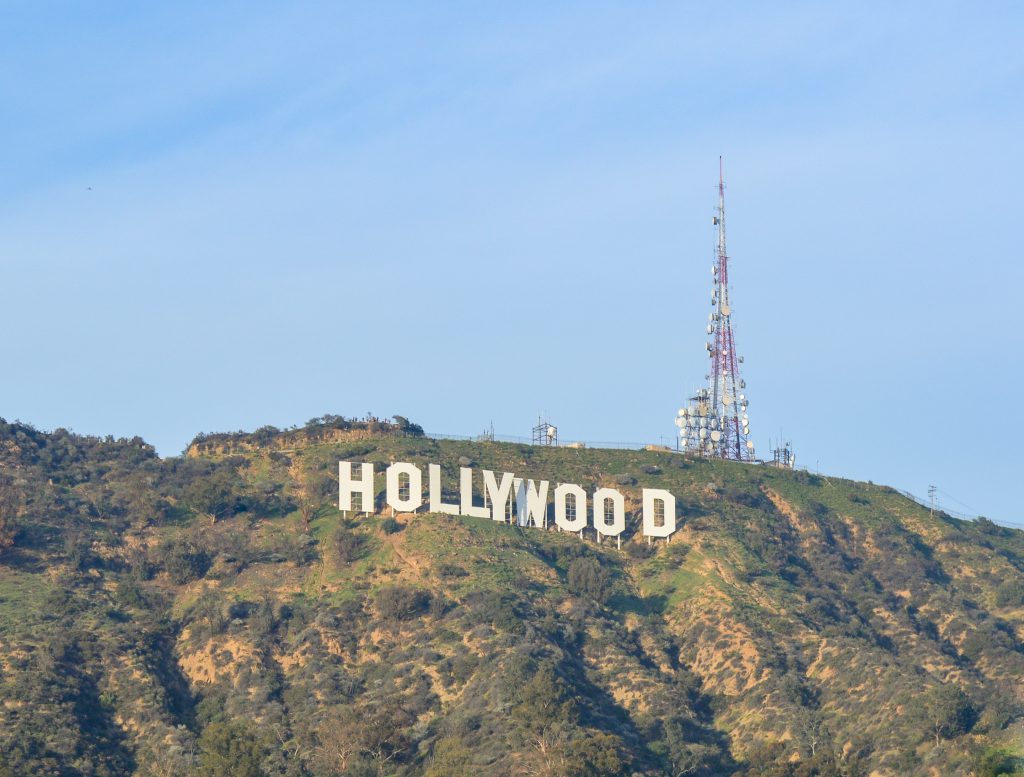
xmin=532 ymin=417 xmax=558 ymax=446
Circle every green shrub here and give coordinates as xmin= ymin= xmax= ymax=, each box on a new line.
xmin=375 ymin=585 xmax=430 ymax=621
xmin=157 ymin=536 xmax=211 ymax=584
xmin=975 ymin=748 xmax=1024 ymax=777
xmin=334 ymin=527 xmax=366 ymax=563
xmin=626 ymin=542 xmax=655 ymax=559
xmin=994 ymin=579 xmax=1024 ymax=607
xmin=463 ymin=590 xmax=524 ymax=634
xmin=437 ymin=562 xmax=468 ymax=578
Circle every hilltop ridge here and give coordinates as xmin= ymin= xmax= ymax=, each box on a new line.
xmin=0 ymin=416 xmax=1022 ymax=776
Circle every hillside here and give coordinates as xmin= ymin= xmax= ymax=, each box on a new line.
xmin=0 ymin=417 xmax=1022 ymax=777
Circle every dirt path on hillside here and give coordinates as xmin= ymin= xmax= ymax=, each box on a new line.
xmin=381 ymin=522 xmax=431 ymax=584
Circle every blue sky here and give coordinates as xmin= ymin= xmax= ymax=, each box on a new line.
xmin=1 ymin=2 xmax=1022 ymax=523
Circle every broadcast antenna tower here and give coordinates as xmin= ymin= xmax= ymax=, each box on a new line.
xmin=675 ymin=158 xmax=755 ymax=461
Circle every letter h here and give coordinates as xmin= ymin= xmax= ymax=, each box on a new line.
xmin=339 ymin=462 xmax=375 ymax=513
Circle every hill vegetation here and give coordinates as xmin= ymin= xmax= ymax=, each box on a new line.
xmin=0 ymin=416 xmax=1022 ymax=776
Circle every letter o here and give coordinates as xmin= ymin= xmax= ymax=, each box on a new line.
xmin=593 ymin=487 xmax=625 ymax=537
xmin=554 ymin=483 xmax=587 ymax=532
xmin=386 ymin=463 xmax=422 ymax=512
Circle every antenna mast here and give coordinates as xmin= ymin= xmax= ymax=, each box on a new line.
xmin=675 ymin=158 xmax=755 ymax=461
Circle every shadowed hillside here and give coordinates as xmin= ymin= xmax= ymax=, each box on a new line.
xmin=0 ymin=417 xmax=1022 ymax=776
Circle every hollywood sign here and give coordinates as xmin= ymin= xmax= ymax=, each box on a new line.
xmin=339 ymin=461 xmax=678 ymax=544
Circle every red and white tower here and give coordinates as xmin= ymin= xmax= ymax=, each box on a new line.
xmin=675 ymin=159 xmax=755 ymax=461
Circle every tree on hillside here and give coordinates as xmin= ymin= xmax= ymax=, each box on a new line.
xmin=914 ymin=684 xmax=975 ymax=747
xmin=567 ymin=557 xmax=613 ymax=605
xmin=661 ymin=718 xmax=724 ymax=776
xmin=520 ymin=724 xmax=624 ymax=777
xmin=297 ymin=468 xmax=331 ymax=532
xmin=392 ymin=415 xmax=425 ymax=437
xmin=185 ymin=469 xmax=243 ymax=525
xmin=197 ymin=720 xmax=266 ymax=777
xmin=313 ymin=696 xmax=414 ymax=776
xmin=157 ymin=536 xmax=211 ymax=584
xmin=0 ymin=477 xmax=23 ymax=554
xmin=113 ymin=471 xmax=170 ymax=529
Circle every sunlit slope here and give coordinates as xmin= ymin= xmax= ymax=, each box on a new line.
xmin=0 ymin=422 xmax=1022 ymax=776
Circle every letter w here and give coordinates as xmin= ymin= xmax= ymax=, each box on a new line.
xmin=513 ymin=478 xmax=549 ymax=528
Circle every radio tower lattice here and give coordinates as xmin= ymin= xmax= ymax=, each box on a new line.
xmin=675 ymin=158 xmax=755 ymax=461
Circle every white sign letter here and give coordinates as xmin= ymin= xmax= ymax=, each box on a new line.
xmin=460 ymin=467 xmax=490 ymax=519
xmin=642 ymin=488 xmax=677 ymax=538
xmin=593 ymin=487 xmax=625 ymax=537
xmin=483 ymin=470 xmax=515 ymax=523
xmin=554 ymin=483 xmax=587 ymax=532
xmin=339 ymin=462 xmax=375 ymax=513
xmin=386 ymin=463 xmax=422 ymax=513
xmin=514 ymin=478 xmax=549 ymax=528
xmin=428 ymin=464 xmax=461 ymax=515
